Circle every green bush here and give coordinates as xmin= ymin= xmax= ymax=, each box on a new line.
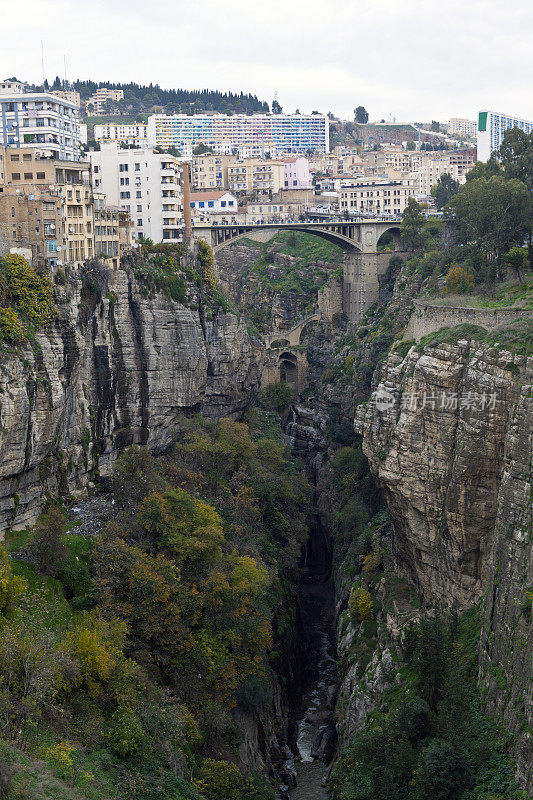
xmin=260 ymin=381 xmax=293 ymax=412
xmin=107 ymin=704 xmax=144 ymax=757
xmin=0 ymin=307 xmax=25 ymax=343
xmin=0 ymin=254 xmax=55 ymax=339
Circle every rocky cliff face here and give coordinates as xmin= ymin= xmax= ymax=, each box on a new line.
xmin=0 ymin=268 xmax=263 ymax=533
xmin=355 ymin=338 xmax=532 ymax=790
xmin=215 ymin=239 xmax=342 ymax=333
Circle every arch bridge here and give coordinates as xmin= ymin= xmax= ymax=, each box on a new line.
xmin=193 ymin=219 xmax=405 ymax=324
xmin=193 ymin=219 xmax=402 ymax=255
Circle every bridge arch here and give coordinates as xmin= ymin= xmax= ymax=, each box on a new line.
xmin=279 ymin=351 xmax=299 ymax=390
xmin=195 ymin=223 xmax=363 ymax=253
xmin=377 ymin=225 xmax=402 ymax=252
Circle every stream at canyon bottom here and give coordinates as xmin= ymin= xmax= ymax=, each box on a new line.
xmin=289 ymin=526 xmax=337 ymax=800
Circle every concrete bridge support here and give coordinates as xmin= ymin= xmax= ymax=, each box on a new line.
xmin=342 ymin=251 xmax=380 ymax=323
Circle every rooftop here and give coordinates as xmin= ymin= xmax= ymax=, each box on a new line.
xmin=190 ymin=190 xmax=233 ymax=201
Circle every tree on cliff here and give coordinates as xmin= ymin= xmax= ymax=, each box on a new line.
xmin=401 ymin=197 xmax=426 ymax=251
xmin=354 ymin=106 xmax=369 ymax=124
xmin=431 ymin=173 xmax=460 ymax=211
xmin=498 ymin=127 xmax=533 ymax=191
xmin=448 ymin=176 xmax=532 ymax=278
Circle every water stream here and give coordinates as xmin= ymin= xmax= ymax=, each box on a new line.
xmin=289 ymin=521 xmax=337 ymax=800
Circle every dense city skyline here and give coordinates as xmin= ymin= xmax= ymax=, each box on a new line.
xmin=2 ymin=0 xmax=532 ymax=123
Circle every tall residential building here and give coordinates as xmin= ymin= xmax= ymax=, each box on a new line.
xmin=147 ymin=113 xmax=329 ymax=154
xmin=448 ymin=117 xmax=477 ymax=138
xmin=477 ymin=110 xmax=533 ymax=161
xmin=89 ymin=142 xmax=183 ymax=242
xmin=0 ymin=146 xmax=94 ymax=267
xmin=93 ymin=193 xmax=134 ymax=268
xmin=0 ymin=185 xmax=64 ymax=271
xmin=191 ymin=154 xmax=234 ymax=190
xmin=94 ymin=122 xmax=150 ymax=148
xmin=85 ymin=88 xmax=124 ymax=115
xmin=227 ymin=158 xmax=286 ymax=195
xmin=0 ymin=79 xmax=81 ymax=161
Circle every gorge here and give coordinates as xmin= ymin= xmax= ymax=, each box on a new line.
xmin=0 ymin=228 xmax=531 ymax=800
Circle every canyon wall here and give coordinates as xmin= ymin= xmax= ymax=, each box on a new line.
xmin=0 ymin=268 xmax=263 ymax=533
xmin=355 ymin=339 xmax=532 ymax=790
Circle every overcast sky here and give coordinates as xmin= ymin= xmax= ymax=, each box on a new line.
xmin=2 ymin=0 xmax=532 ymax=123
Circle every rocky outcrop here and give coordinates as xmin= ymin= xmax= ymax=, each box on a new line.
xmin=355 ymin=338 xmax=532 ymax=791
xmin=479 ymin=381 xmax=532 ymax=790
xmin=0 ymin=269 xmax=263 ymax=533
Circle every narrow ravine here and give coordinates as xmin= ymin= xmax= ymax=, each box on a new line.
xmin=290 ymin=515 xmax=337 ymax=800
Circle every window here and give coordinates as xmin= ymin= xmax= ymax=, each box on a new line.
xmin=135 ymin=163 xmax=140 ymax=171
xmin=208 ymin=201 xmax=214 ymax=208
xmin=11 ymin=207 xmax=14 ymax=217
xmin=24 ymin=173 xmax=33 ymax=180
xmin=23 ymin=153 xmax=32 ymax=161
xmin=136 ymin=191 xmax=141 ymax=198
xmin=221 ymin=201 xmax=226 ymax=207
xmin=11 ymin=173 xmax=20 ymax=180
xmin=36 ymin=172 xmax=45 ymax=180
xmin=10 ymin=154 xmax=19 ymax=162
xmin=137 ymin=219 xmax=143 ymax=226
xmin=137 ymin=205 xmax=142 ymax=212
xmin=119 ymin=163 xmax=128 ymax=172
xmin=120 ymin=191 xmax=130 ymax=199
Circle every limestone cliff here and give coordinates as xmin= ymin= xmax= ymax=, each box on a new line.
xmin=355 ymin=338 xmax=532 ymax=790
xmin=0 ymin=268 xmax=263 ymax=533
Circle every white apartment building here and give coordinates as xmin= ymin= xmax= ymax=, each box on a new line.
xmin=448 ymin=117 xmax=477 ymax=138
xmin=477 ymin=109 xmax=533 ymax=161
xmin=94 ymin=122 xmax=150 ymax=148
xmin=0 ymin=79 xmax=81 ymax=161
xmin=90 ymin=142 xmax=183 ymax=242
xmin=147 ymin=113 xmax=329 ymax=154
xmin=85 ymin=88 xmax=124 ymax=115
xmin=339 ymin=178 xmax=415 ymax=216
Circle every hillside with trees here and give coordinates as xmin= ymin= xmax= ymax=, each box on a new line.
xmin=36 ymin=77 xmax=269 ymax=116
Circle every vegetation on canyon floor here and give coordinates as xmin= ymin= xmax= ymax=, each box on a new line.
xmin=0 ymin=414 xmax=312 ymax=800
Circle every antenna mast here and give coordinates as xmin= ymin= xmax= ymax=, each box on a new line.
xmin=41 ymin=41 xmax=45 ymax=86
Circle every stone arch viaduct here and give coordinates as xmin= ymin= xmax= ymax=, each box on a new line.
xmin=193 ymin=219 xmax=406 ymax=391
xmin=193 ymin=219 xmax=404 ymax=325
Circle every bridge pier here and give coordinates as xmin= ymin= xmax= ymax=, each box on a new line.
xmin=342 ymin=251 xmax=380 ymax=323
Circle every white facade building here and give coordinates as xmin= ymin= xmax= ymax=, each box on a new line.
xmin=0 ymin=80 xmax=81 ymax=161
xmin=448 ymin=117 xmax=477 ymax=138
xmin=94 ymin=122 xmax=150 ymax=148
xmin=147 ymin=113 xmax=329 ymax=154
xmin=89 ymin=142 xmax=183 ymax=242
xmin=477 ymin=110 xmax=533 ymax=161
xmin=339 ymin=178 xmax=415 ymax=216
xmin=189 ymin=190 xmax=238 ymax=214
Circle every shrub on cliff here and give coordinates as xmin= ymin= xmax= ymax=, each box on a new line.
xmin=260 ymin=381 xmax=293 ymax=412
xmin=444 ymin=265 xmax=475 ymax=294
xmin=348 ymin=586 xmax=373 ymax=622
xmin=0 ymin=254 xmax=55 ymax=341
